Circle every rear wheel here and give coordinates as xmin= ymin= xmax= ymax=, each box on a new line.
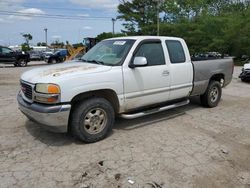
xmin=200 ymin=81 xmax=222 ymax=108
xmin=70 ymin=98 xmax=114 ymax=143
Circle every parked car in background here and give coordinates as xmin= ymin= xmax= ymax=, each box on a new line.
xmin=29 ymin=51 xmax=43 ymax=61
xmin=207 ymin=52 xmax=222 ymax=58
xmin=192 ymin=52 xmax=222 ymax=61
xmin=0 ymin=46 xmax=30 ymax=67
xmin=239 ymin=63 xmax=250 ymax=82
xmin=44 ymin=49 xmax=68 ymax=64
xmin=41 ymin=51 xmax=53 ymax=60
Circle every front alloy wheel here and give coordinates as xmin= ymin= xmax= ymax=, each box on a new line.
xmin=18 ymin=59 xmax=27 ymax=67
xmin=83 ymin=108 xmax=107 ymax=135
xmin=70 ymin=98 xmax=114 ymax=143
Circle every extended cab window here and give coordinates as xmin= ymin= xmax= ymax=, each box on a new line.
xmin=134 ymin=42 xmax=165 ymax=66
xmin=165 ymin=40 xmax=186 ymax=63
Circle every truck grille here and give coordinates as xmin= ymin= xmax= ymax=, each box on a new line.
xmin=21 ymin=82 xmax=33 ymax=100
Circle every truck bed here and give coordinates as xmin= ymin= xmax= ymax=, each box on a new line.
xmin=191 ymin=58 xmax=234 ymax=96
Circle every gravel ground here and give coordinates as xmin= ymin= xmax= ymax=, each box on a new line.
xmin=0 ymin=61 xmax=250 ymax=188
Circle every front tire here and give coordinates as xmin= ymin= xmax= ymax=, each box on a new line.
xmin=70 ymin=98 xmax=115 ymax=143
xmin=18 ymin=59 xmax=27 ymax=67
xmin=48 ymin=58 xmax=57 ymax=64
xmin=241 ymin=78 xmax=246 ymax=82
xmin=200 ymin=81 xmax=222 ymax=108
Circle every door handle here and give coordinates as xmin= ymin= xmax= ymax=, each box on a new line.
xmin=162 ymin=70 xmax=170 ymax=76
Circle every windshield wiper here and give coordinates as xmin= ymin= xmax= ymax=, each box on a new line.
xmin=80 ymin=59 xmax=104 ymax=65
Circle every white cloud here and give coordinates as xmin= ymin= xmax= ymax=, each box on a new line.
xmin=70 ymin=0 xmax=119 ymax=10
xmin=51 ymin=35 xmax=62 ymax=39
xmin=19 ymin=8 xmax=45 ymax=15
xmin=7 ymin=8 xmax=45 ymax=20
xmin=83 ymin=26 xmax=93 ymax=30
xmin=77 ymin=13 xmax=90 ymax=17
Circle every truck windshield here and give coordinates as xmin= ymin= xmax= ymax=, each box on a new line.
xmin=81 ymin=39 xmax=135 ymax=66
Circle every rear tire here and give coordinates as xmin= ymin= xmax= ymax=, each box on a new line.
xmin=70 ymin=98 xmax=115 ymax=143
xmin=200 ymin=81 xmax=222 ymax=108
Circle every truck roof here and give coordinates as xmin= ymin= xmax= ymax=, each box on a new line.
xmin=105 ymin=36 xmax=183 ymax=41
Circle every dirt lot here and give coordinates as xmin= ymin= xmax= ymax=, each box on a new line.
xmin=0 ymin=62 xmax=250 ymax=188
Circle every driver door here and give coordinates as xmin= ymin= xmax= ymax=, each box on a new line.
xmin=123 ymin=40 xmax=170 ymax=111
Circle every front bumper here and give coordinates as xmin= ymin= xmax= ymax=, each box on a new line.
xmin=17 ymin=93 xmax=71 ymax=133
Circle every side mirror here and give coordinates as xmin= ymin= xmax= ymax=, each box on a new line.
xmin=130 ymin=56 xmax=147 ymax=68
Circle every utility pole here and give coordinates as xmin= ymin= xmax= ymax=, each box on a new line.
xmin=112 ymin=18 xmax=116 ymax=35
xmin=44 ymin=28 xmax=48 ymax=48
xmin=157 ymin=0 xmax=160 ymax=36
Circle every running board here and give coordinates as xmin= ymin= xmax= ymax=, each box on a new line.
xmin=120 ymin=99 xmax=189 ymax=119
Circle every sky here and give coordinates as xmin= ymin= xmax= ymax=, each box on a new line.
xmin=0 ymin=0 xmax=124 ymax=46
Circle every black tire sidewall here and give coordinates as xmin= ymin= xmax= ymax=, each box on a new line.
xmin=71 ymin=98 xmax=114 ymax=143
xmin=18 ymin=59 xmax=27 ymax=67
xmin=206 ymin=81 xmax=222 ymax=107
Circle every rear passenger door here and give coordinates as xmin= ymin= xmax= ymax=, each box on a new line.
xmin=123 ymin=39 xmax=171 ymax=110
xmin=165 ymin=40 xmax=193 ymax=100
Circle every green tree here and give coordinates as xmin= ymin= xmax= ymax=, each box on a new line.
xmin=96 ymin=32 xmax=126 ymax=41
xmin=117 ymin=0 xmax=163 ymax=35
xmin=117 ymin=0 xmax=250 ymax=57
xmin=22 ymin=33 xmax=32 ymax=45
xmin=21 ymin=33 xmax=33 ymax=51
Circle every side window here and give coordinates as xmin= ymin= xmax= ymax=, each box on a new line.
xmin=165 ymin=40 xmax=186 ymax=64
xmin=134 ymin=42 xmax=165 ymax=66
xmin=2 ymin=47 xmax=12 ymax=54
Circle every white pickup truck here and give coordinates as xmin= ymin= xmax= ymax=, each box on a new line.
xmin=18 ymin=36 xmax=234 ymax=142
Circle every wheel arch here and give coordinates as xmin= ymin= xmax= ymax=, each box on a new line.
xmin=209 ymin=73 xmax=225 ymax=86
xmin=70 ymin=89 xmax=120 ymax=114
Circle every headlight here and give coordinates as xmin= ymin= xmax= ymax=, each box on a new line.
xmin=35 ymin=83 xmax=61 ymax=104
xmin=35 ymin=83 xmax=60 ymax=94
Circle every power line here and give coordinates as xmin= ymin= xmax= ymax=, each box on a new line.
xmin=0 ymin=10 xmax=113 ymax=21
xmin=0 ymin=0 xmax=117 ymax=13
xmin=21 ymin=5 xmax=90 ymax=12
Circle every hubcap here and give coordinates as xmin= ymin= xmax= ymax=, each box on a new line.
xmin=20 ymin=60 xmax=26 ymax=66
xmin=83 ymin=108 xmax=107 ymax=135
xmin=210 ymin=87 xmax=219 ymax=103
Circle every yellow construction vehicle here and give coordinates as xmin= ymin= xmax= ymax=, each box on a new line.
xmin=65 ymin=45 xmax=86 ymax=61
xmin=65 ymin=38 xmax=99 ymax=61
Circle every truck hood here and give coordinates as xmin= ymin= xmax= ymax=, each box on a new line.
xmin=21 ymin=61 xmax=112 ymax=83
